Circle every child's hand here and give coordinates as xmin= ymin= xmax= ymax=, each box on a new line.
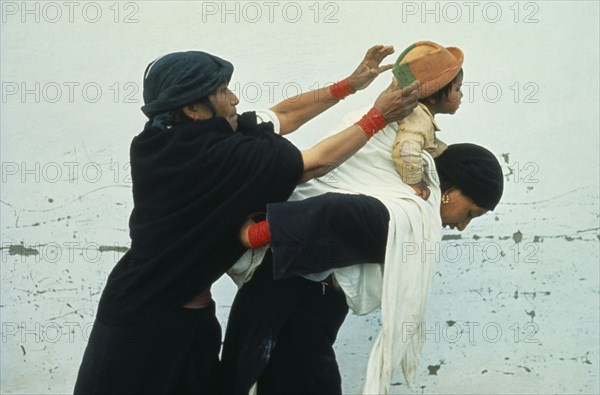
xmin=410 ymin=181 xmax=431 ymax=200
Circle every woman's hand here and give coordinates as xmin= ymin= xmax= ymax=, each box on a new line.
xmin=273 ymin=45 xmax=396 ymax=135
xmin=347 ymin=45 xmax=395 ymax=91
xmin=374 ymin=79 xmax=420 ymax=123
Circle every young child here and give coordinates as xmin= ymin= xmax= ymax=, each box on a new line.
xmin=392 ymin=41 xmax=464 ymax=200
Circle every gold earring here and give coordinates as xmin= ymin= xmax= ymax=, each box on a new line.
xmin=442 ymin=194 xmax=450 ymax=204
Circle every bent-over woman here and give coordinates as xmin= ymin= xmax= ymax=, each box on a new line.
xmin=222 ymin=142 xmax=503 ymax=394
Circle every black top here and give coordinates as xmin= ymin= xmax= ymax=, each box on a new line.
xmin=267 ymin=193 xmax=390 ymax=279
xmin=97 ymin=112 xmax=303 ymax=325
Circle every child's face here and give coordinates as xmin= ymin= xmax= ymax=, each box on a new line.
xmin=438 ymin=73 xmax=463 ymax=115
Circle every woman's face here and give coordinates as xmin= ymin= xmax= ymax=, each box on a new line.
xmin=440 ymin=187 xmax=488 ymax=231
xmin=209 ymin=83 xmax=240 ymax=131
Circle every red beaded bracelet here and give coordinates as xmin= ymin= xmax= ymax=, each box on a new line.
xmin=248 ymin=220 xmax=271 ymax=248
xmin=355 ymin=107 xmax=387 ymax=139
xmin=329 ymin=79 xmax=355 ymax=101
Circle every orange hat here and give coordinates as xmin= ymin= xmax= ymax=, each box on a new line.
xmin=392 ymin=41 xmax=464 ymax=98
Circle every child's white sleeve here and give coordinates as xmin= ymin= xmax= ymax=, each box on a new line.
xmin=392 ymin=131 xmax=427 ymax=184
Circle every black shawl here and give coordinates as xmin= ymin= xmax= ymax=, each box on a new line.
xmin=97 ymin=112 xmax=303 ymax=325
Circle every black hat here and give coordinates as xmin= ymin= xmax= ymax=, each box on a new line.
xmin=141 ymin=51 xmax=233 ymax=118
xmin=435 ymin=143 xmax=504 ymax=210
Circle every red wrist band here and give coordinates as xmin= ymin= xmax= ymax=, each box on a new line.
xmin=329 ymin=79 xmax=355 ymax=101
xmin=355 ymin=107 xmax=387 ymax=139
xmin=248 ymin=220 xmax=271 ymax=249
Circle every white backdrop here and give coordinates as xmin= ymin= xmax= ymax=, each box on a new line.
xmin=1 ymin=1 xmax=599 ymax=394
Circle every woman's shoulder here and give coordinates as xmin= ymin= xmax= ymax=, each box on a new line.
xmin=237 ymin=110 xmax=282 ymax=137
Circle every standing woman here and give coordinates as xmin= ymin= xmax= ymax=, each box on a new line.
xmin=73 ymin=47 xmax=420 ymax=394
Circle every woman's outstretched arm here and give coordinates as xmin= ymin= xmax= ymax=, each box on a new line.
xmin=271 ymin=45 xmax=395 ymax=135
xmin=241 ymin=193 xmax=390 ymax=279
xmin=299 ymin=79 xmax=419 ymax=183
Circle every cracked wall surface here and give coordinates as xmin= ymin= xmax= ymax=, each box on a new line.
xmin=2 ymin=2 xmax=599 ymax=394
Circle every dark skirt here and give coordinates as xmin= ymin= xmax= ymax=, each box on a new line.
xmin=74 ymin=302 xmax=222 ymax=395
xmin=221 ymin=254 xmax=348 ymax=395
xmin=221 ymin=193 xmax=390 ymax=395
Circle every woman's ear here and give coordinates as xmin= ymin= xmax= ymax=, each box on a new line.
xmin=181 ymin=104 xmax=199 ymax=120
xmin=443 ymin=186 xmax=460 ymax=200
xmin=182 ymin=103 xmax=212 ymax=121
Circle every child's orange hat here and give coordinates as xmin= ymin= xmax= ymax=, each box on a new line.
xmin=392 ymin=41 xmax=464 ymax=98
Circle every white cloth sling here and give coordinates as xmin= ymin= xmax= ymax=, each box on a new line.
xmin=228 ymin=115 xmax=442 ymax=393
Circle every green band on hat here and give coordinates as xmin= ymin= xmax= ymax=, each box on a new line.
xmin=392 ymin=43 xmax=417 ymax=87
xmin=393 ymin=63 xmax=416 ymax=88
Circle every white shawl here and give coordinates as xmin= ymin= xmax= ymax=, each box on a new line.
xmin=229 ymin=118 xmax=441 ymax=393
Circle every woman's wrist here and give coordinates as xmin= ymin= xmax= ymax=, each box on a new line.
xmin=247 ymin=220 xmax=271 ymax=248
xmin=329 ymin=78 xmax=356 ymax=101
xmin=355 ymin=107 xmax=387 ymax=139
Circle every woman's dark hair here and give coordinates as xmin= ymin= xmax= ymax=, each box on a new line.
xmin=420 ymin=68 xmax=463 ymax=103
xmin=434 ymin=143 xmax=504 ymax=211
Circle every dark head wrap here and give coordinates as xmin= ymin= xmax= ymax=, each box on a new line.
xmin=141 ymin=51 xmax=234 ymax=129
xmin=434 ymin=143 xmax=504 ymax=210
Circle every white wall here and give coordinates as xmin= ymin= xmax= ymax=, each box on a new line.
xmin=1 ymin=1 xmax=598 ymax=393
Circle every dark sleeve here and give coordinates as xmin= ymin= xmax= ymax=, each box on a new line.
xmin=237 ymin=111 xmax=303 ymax=194
xmin=267 ymin=193 xmax=390 ymax=280
xmin=205 ymin=119 xmax=304 ymax=206
xmin=236 ymin=111 xmax=276 ymax=137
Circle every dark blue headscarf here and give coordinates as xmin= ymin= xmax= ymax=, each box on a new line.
xmin=141 ymin=51 xmax=234 ymax=129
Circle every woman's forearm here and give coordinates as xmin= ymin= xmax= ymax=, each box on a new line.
xmin=299 ymin=124 xmax=368 ymax=183
xmin=271 ymin=85 xmax=346 ymax=135
xmin=271 ymin=45 xmax=397 ymax=135
xmin=297 ymin=80 xmax=421 ymax=184
xmin=242 ymin=194 xmax=390 ymax=280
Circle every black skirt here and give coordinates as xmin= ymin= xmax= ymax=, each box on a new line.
xmin=221 ymin=254 xmax=348 ymax=395
xmin=74 ymin=302 xmax=222 ymax=395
